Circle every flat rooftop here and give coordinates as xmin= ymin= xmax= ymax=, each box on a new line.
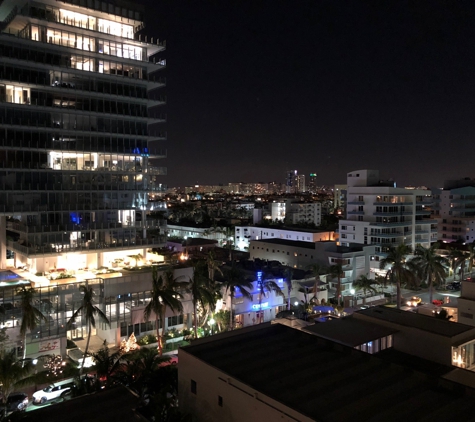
xmin=356 ymin=306 xmax=475 ymax=338
xmin=182 ymin=323 xmax=475 ymax=421
xmin=303 ymin=316 xmax=398 ymax=347
xmin=251 ymin=238 xmax=317 ymax=249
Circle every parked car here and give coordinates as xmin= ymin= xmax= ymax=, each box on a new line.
xmin=447 ymin=282 xmax=461 ymax=290
xmin=5 ymin=393 xmax=28 ymax=412
xmin=32 ymin=378 xmax=75 ymax=404
xmin=432 ymin=299 xmax=444 ymax=306
xmin=406 ymin=296 xmax=422 ymax=307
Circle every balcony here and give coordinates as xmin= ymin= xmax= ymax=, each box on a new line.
xmin=373 ymin=201 xmax=413 ymax=206
xmin=7 ymin=220 xmax=162 ymax=234
xmin=7 ymin=236 xmax=167 ymax=257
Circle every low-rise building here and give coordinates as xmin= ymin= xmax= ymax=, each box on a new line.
xmin=249 ymin=239 xmax=375 ymax=294
xmin=235 ymin=225 xmax=335 ymax=251
xmin=178 ymin=322 xmax=475 ymax=422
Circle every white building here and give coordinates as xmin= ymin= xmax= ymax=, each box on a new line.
xmin=249 ymin=239 xmax=376 ymax=294
xmin=339 ymin=170 xmax=437 ymax=261
xmin=235 ymin=225 xmax=336 ymax=251
xmin=432 ymin=181 xmax=475 ymax=243
xmin=270 ymin=200 xmax=322 ymax=226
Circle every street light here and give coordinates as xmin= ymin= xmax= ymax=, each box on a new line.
xmin=208 ymin=317 xmax=215 ymax=335
xmin=350 ymin=289 xmax=355 ymax=307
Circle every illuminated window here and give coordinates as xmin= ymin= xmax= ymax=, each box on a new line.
xmin=59 ymin=9 xmax=96 ymax=30
xmin=98 ymin=18 xmax=133 ymax=39
xmin=2 ymin=85 xmax=30 ymax=104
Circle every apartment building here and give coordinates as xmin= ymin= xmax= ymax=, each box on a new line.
xmin=270 ymin=199 xmax=322 ymax=226
xmin=432 ymin=179 xmax=475 ymax=243
xmin=338 ymin=170 xmax=437 ymax=260
xmin=0 ymin=0 xmax=167 ymax=274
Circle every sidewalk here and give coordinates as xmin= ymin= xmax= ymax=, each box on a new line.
xmin=74 ymin=335 xmax=111 ymax=354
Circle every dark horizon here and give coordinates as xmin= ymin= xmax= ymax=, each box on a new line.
xmin=143 ymin=0 xmax=475 ymax=189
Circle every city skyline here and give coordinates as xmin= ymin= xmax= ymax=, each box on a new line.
xmin=143 ymin=0 xmax=475 ymax=188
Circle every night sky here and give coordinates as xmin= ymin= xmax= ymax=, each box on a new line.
xmin=142 ymin=0 xmax=475 ymax=188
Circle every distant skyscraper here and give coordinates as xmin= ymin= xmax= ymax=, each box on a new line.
xmin=308 ymin=173 xmax=317 ymax=193
xmin=285 ymin=170 xmax=297 ymax=193
xmin=285 ymin=170 xmax=305 ymax=193
xmin=294 ymin=174 xmax=305 ymax=193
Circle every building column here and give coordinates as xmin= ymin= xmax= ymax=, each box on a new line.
xmin=97 ymin=252 xmax=103 ymax=269
xmin=0 ymin=216 xmax=6 ymax=269
xmin=142 ymin=210 xmax=147 ymax=239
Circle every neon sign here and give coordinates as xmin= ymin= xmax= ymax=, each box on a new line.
xmin=252 ymin=302 xmax=268 ymax=310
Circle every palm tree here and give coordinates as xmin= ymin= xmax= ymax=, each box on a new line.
xmin=68 ymin=282 xmax=110 ymax=374
xmin=222 ymin=265 xmax=253 ymax=330
xmin=466 ymin=243 xmax=475 ymax=278
xmin=256 ymin=277 xmax=283 ymax=323
xmin=283 ymin=267 xmax=294 ymax=310
xmin=328 ymin=260 xmax=345 ymax=306
xmin=306 ymin=263 xmax=327 ymax=303
xmin=379 ymin=244 xmax=415 ymax=309
xmin=352 ymin=275 xmax=378 ymax=305
xmin=374 ymin=274 xmax=388 ymax=294
xmin=411 ymin=243 xmax=448 ymax=303
xmin=91 ymin=345 xmax=122 ymax=387
xmin=206 ymin=250 xmax=223 ymax=282
xmin=205 ymin=225 xmax=235 ymax=261
xmin=17 ymin=286 xmax=47 ymax=362
xmin=119 ymin=347 xmax=170 ymax=398
xmin=448 ymin=247 xmax=466 ymax=281
xmin=456 ymin=250 xmax=468 ymax=282
xmin=143 ymin=268 xmax=183 ymax=356
xmin=0 ymin=351 xmax=33 ymax=404
xmin=187 ymin=261 xmax=216 ymax=338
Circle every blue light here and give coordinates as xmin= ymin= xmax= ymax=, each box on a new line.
xmin=70 ymin=212 xmax=80 ymax=224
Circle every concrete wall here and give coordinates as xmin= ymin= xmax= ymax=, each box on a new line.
xmin=178 ymin=348 xmax=314 ymax=422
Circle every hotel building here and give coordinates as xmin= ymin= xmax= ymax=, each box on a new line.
xmin=339 ymin=170 xmax=437 ymax=270
xmin=0 ymin=0 xmax=167 ymax=274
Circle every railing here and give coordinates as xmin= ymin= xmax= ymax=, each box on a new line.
xmin=0 ymin=202 xmax=164 ymax=213
xmin=7 ymin=220 xmax=163 ymax=233
xmin=7 ymin=237 xmax=167 ymax=256
xmin=0 ymin=181 xmax=166 ymax=192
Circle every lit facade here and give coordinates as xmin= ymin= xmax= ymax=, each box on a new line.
xmin=432 ymin=183 xmax=475 ymax=243
xmin=338 ymin=170 xmax=437 ymax=262
xmin=0 ymin=0 xmax=167 ymax=273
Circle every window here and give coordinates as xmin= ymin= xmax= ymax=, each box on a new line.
xmin=191 ymin=380 xmax=197 ymax=394
xmin=218 ymin=396 xmax=223 ymax=407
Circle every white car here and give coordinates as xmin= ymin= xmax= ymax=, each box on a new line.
xmin=32 ymin=379 xmax=75 ymax=404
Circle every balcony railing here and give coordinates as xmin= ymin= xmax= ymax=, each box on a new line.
xmin=7 ymin=220 xmax=163 ymax=233
xmin=7 ymin=237 xmax=166 ymax=256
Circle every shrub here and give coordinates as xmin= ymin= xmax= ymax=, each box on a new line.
xmin=137 ymin=334 xmax=157 ymax=345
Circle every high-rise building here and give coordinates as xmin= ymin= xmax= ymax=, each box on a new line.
xmin=285 ymin=170 xmax=296 ymax=193
xmin=285 ymin=170 xmax=305 ymax=194
xmin=307 ymin=172 xmax=317 ymax=193
xmin=338 ymin=170 xmax=437 ymax=257
xmin=0 ymin=0 xmax=167 ymax=273
xmin=432 ymin=178 xmax=475 ymax=243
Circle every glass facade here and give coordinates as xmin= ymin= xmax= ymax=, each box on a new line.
xmin=0 ymin=0 xmax=167 ymax=267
